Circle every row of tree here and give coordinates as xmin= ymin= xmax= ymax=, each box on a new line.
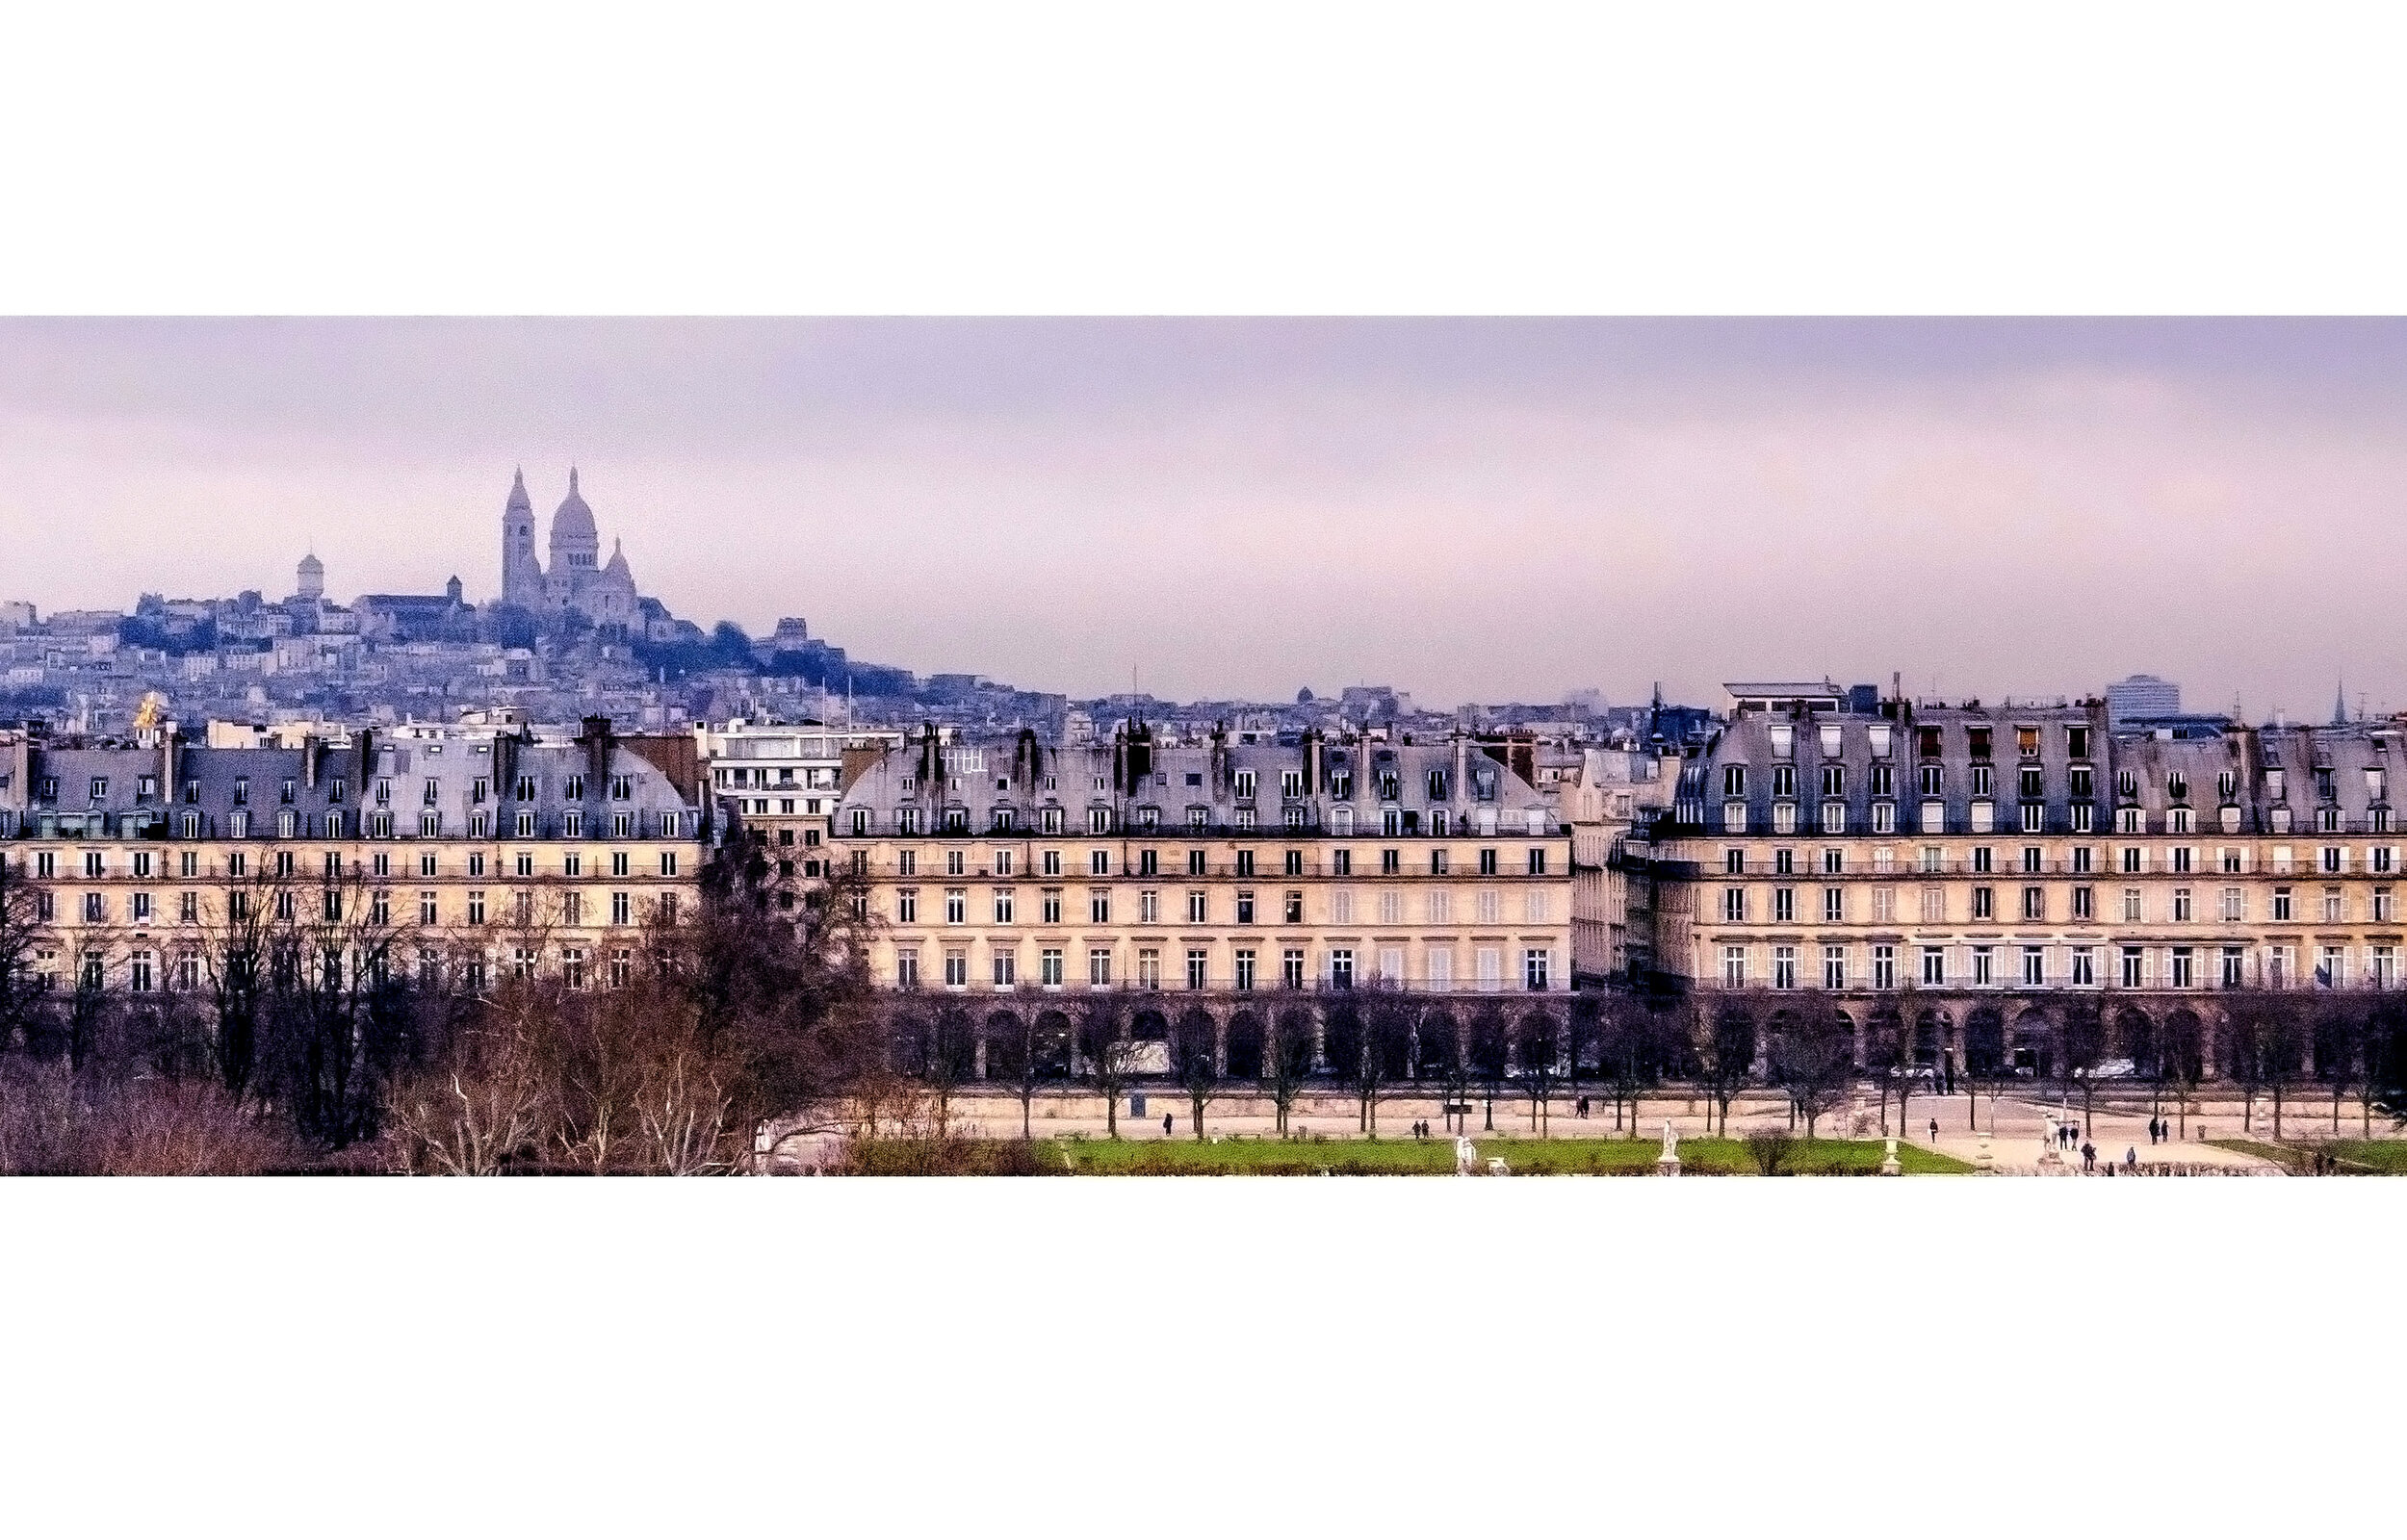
xmin=0 ymin=830 xmax=888 ymax=1172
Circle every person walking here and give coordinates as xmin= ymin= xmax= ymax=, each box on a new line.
xmin=2081 ymin=1141 xmax=2096 ymax=1171
xmin=1928 ymin=1116 xmax=1939 ymax=1143
xmin=1162 ymin=1112 xmax=1174 ymax=1138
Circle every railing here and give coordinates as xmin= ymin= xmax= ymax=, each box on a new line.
xmin=888 ymin=975 xmax=1558 ymax=998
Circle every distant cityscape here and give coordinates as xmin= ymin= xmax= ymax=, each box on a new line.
xmin=0 ymin=468 xmax=1696 ymax=746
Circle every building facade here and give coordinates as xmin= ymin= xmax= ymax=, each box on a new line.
xmin=1645 ymin=685 xmax=2407 ymax=1077
xmin=826 ymin=726 xmax=1573 ymax=1075
xmin=0 ymin=720 xmax=711 ymax=998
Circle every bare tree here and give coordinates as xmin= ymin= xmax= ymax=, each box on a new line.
xmin=2057 ymin=995 xmax=2109 ymax=1140
xmin=0 ymin=851 xmax=48 ymax=1055
xmin=2255 ymin=991 xmax=2310 ymax=1141
xmin=995 ymin=1008 xmax=1067 ymax=1141
xmin=1261 ymin=1002 xmax=1315 ymax=1135
xmin=1692 ymin=992 xmax=1755 ymax=1138
xmin=1512 ymin=1008 xmax=1561 ymax=1136
xmin=1468 ymin=1003 xmax=1511 ymax=1134
xmin=1597 ymin=994 xmax=1657 ymax=1137
xmin=1169 ymin=1007 xmax=1220 ymax=1139
xmin=1767 ymin=991 xmax=1851 ymax=1140
xmin=1077 ymin=995 xmax=1135 ymax=1139
xmin=1743 ymin=1127 xmax=1797 ymax=1176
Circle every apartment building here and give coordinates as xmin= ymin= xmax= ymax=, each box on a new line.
xmin=696 ymin=719 xmax=909 ymax=879
xmin=829 ymin=725 xmax=1571 ymax=1021
xmin=1648 ymin=683 xmax=2407 ymax=1076
xmin=0 ymin=718 xmax=710 ymax=996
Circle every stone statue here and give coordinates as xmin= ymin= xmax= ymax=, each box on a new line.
xmin=1879 ymin=1137 xmax=1901 ymax=1176
xmin=1656 ymin=1119 xmax=1681 ymax=1177
xmin=1454 ymin=1135 xmax=1478 ymax=1175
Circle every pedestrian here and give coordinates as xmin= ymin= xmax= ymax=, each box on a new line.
xmin=1163 ymin=1113 xmax=1173 ymax=1138
xmin=2125 ymin=1146 xmax=2136 ymax=1168
xmin=2081 ymin=1141 xmax=2095 ymax=1171
xmin=1928 ymin=1116 xmax=1938 ymax=1143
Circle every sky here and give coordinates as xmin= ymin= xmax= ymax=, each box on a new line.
xmin=0 ymin=316 xmax=2401 ymax=717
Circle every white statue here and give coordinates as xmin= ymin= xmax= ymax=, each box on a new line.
xmin=1879 ymin=1137 xmax=1902 ymax=1176
xmin=1454 ymin=1135 xmax=1478 ymax=1175
xmin=1656 ymin=1119 xmax=1681 ymax=1177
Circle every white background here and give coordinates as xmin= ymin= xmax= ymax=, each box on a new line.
xmin=4 ymin=4 xmax=2403 ymax=1535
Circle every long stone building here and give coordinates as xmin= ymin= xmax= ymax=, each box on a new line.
xmin=1638 ymin=681 xmax=2407 ymax=1078
xmin=826 ymin=724 xmax=1574 ymax=1076
xmin=0 ymin=718 xmax=710 ymax=997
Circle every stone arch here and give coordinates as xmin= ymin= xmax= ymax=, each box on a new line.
xmin=1913 ymin=1007 xmax=1947 ymax=1067
xmin=1129 ymin=1007 xmax=1170 ymax=1043
xmin=2011 ymin=1005 xmax=2055 ymax=1080
xmin=1225 ymin=1009 xmax=1266 ymax=1080
xmin=1963 ymin=1005 xmax=2008 ymax=1077
xmin=1514 ymin=1007 xmax=1563 ymax=1076
xmin=1172 ymin=1006 xmax=1219 ymax=1079
xmin=2114 ymin=1004 xmax=2158 ymax=1074
xmin=2162 ymin=1006 xmax=2206 ymax=1083
xmin=1831 ymin=1009 xmax=1857 ymax=1071
xmin=1415 ymin=1007 xmax=1461 ymax=1079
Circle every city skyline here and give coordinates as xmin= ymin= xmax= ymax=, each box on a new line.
xmin=3 ymin=317 xmax=2403 ymax=715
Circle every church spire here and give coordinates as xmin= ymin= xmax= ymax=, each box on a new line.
xmin=2335 ymin=679 xmax=2350 ymax=726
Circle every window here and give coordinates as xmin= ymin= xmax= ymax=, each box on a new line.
xmin=2121 ymin=946 xmax=2145 ymax=988
xmin=2021 ymin=886 xmax=2043 ymax=921
xmin=1972 ymin=946 xmax=1994 ymax=987
xmin=1722 ymin=946 xmax=1747 ymax=988
xmin=1721 ymin=886 xmax=1747 ymax=923
xmin=1872 ymin=944 xmax=1895 ymax=989
xmin=1039 ymin=947 xmax=1064 ymax=988
xmin=1330 ymin=949 xmax=1355 ymax=990
xmin=2070 ymin=946 xmax=2095 ymax=986
xmin=2222 ymin=946 xmax=2246 ymax=988
xmin=992 ymin=949 xmax=1018 ymax=988
xmin=1823 ymin=944 xmax=1846 ymax=990
xmin=944 ymin=950 xmax=969 ymax=988
xmin=1971 ymin=886 xmax=1994 ymax=920
xmin=1823 ymin=886 xmax=1844 ymax=923
xmin=1086 ymin=947 xmax=1113 ymax=987
xmin=2022 ymin=945 xmax=2044 ymax=987
xmin=2169 ymin=947 xmax=2194 ymax=989
xmin=1872 ymin=886 xmax=1895 ymax=922
xmin=1919 ymin=886 xmax=1944 ymax=923
xmin=1922 ymin=946 xmax=1945 ymax=986
xmin=1185 ymin=889 xmax=1206 ymax=924
xmin=2324 ymin=886 xmax=2345 ymax=924
xmin=1773 ymin=887 xmax=1795 ymax=923
xmin=1772 ymin=945 xmax=1797 ymax=989
xmin=1524 ymin=949 xmax=1551 ymax=990
xmin=2071 ymin=885 xmax=2093 ymax=920
xmin=2171 ymin=887 xmax=2192 ymax=923
xmin=945 ymin=888 xmax=967 ymax=924
xmin=2377 ymin=889 xmax=2395 ymax=923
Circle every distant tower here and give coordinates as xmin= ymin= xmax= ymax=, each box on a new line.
xmin=2334 ymin=679 xmax=2349 ymax=726
xmin=501 ymin=467 xmax=543 ymax=607
xmin=295 ymin=552 xmax=324 ymax=603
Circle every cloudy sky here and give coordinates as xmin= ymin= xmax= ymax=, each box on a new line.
xmin=0 ymin=317 xmax=2398 ymax=716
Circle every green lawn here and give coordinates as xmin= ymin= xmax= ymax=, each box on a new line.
xmin=1046 ymin=1135 xmax=1972 ymax=1176
xmin=2209 ymin=1137 xmax=2407 ymax=1174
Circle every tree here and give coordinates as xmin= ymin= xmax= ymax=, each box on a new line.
xmin=1260 ymin=1003 xmax=1315 ymax=1135
xmin=2160 ymin=1010 xmax=2205 ymax=1140
xmin=1694 ymin=992 xmax=1755 ymax=1138
xmin=2357 ymin=998 xmax=2407 ymax=1136
xmin=1513 ymin=1009 xmax=1562 ymax=1136
xmin=1743 ymin=1127 xmax=1797 ymax=1176
xmin=1597 ymin=995 xmax=1656 ymax=1137
xmin=1169 ymin=1008 xmax=1219 ymax=1140
xmin=1467 ymin=1003 xmax=1511 ymax=1134
xmin=2254 ymin=991 xmax=2310 ymax=1141
xmin=994 ymin=1008 xmax=1068 ymax=1141
xmin=2057 ymin=996 xmax=2109 ymax=1141
xmin=1959 ymin=1010 xmax=2014 ymax=1139
xmin=2312 ymin=1000 xmax=2360 ymax=1137
xmin=2221 ymin=997 xmax=2268 ymax=1135
xmin=1870 ymin=998 xmax=1918 ymax=1139
xmin=1077 ymin=996 xmax=1135 ymax=1139
xmin=0 ymin=851 xmax=48 ymax=1055
xmin=1767 ymin=992 xmax=1851 ymax=1140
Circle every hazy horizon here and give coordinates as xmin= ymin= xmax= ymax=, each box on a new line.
xmin=3 ymin=317 xmax=2401 ymax=717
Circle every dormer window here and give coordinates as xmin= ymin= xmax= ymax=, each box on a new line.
xmin=1967 ymin=728 xmax=1992 ymax=760
xmin=1233 ymin=770 xmax=1256 ymax=799
xmin=2017 ymin=727 xmax=2040 ymax=759
xmin=2115 ymin=769 xmax=2137 ymax=801
xmin=1722 ymin=765 xmax=1747 ymax=798
xmin=1819 ymin=724 xmax=1843 ymax=757
xmin=1768 ymin=724 xmax=1794 ymax=759
xmin=2166 ymin=772 xmax=2188 ymax=804
xmin=1917 ymin=727 xmax=1943 ymax=759
xmin=137 ymin=775 xmax=156 ymax=800
xmin=327 ymin=778 xmax=345 ymax=805
xmin=280 ymin=779 xmax=296 ymax=804
xmin=232 ymin=777 xmax=248 ymax=807
xmin=2266 ymin=769 xmax=2286 ymax=800
xmin=515 ymin=775 xmax=536 ymax=800
xmin=90 ymin=777 xmax=108 ymax=802
xmin=564 ymin=774 xmax=583 ymax=800
xmin=1771 ymin=764 xmax=1797 ymax=799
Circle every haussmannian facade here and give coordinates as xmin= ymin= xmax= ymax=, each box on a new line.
xmin=1645 ymin=687 xmax=2407 ymax=1078
xmin=0 ymin=720 xmax=711 ymax=998
xmin=826 ymin=725 xmax=1573 ymax=1076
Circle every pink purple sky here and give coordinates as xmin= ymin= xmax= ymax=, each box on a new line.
xmin=0 ymin=317 xmax=2398 ymax=715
